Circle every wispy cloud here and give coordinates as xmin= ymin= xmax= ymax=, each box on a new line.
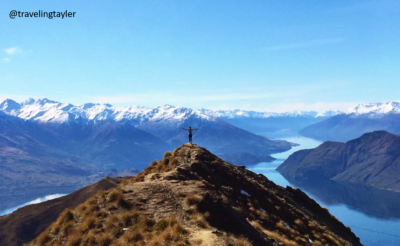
xmin=262 ymin=38 xmax=344 ymax=51
xmin=2 ymin=46 xmax=23 ymax=63
xmin=4 ymin=46 xmax=22 ymax=55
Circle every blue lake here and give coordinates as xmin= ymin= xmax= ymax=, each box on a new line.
xmin=248 ymin=135 xmax=400 ymax=246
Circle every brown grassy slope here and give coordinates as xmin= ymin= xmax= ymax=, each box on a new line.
xmin=26 ymin=144 xmax=362 ymax=246
xmin=0 ymin=177 xmax=124 ymax=246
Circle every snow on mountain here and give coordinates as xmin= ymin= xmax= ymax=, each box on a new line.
xmin=5 ymin=98 xmax=400 ymax=124
xmin=200 ymin=109 xmax=278 ymax=118
xmin=0 ymin=98 xmax=348 ymax=125
xmin=0 ymin=99 xmax=21 ymax=115
xmin=0 ymin=98 xmax=215 ymax=125
xmin=200 ymin=109 xmax=342 ymax=119
xmin=346 ymin=102 xmax=400 ymax=118
xmin=315 ymin=110 xmax=343 ymax=118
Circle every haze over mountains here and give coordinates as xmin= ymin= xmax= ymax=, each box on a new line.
xmin=202 ymin=101 xmax=400 ymax=142
xmin=201 ymin=108 xmax=342 ymax=136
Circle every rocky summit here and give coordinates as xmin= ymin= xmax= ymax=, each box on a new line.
xmin=25 ymin=144 xmax=361 ymax=246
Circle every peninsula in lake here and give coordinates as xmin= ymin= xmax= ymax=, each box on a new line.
xmin=278 ymin=131 xmax=400 ymax=192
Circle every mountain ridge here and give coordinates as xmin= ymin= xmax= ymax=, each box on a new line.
xmin=300 ymin=101 xmax=400 ymax=142
xmin=24 ymin=144 xmax=361 ymax=246
xmin=0 ymin=98 xmax=292 ymax=207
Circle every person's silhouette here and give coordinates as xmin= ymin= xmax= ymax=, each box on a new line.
xmin=182 ymin=126 xmax=199 ymax=144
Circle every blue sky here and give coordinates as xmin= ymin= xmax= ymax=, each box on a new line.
xmin=1 ymin=0 xmax=399 ymax=112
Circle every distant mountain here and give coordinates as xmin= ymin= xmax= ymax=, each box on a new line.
xmin=0 ymin=108 xmax=167 ymax=186
xmin=201 ymin=109 xmax=341 ymax=119
xmin=301 ymin=102 xmax=400 ymax=142
xmin=0 ymin=98 xmax=292 ymax=156
xmin=0 ymin=111 xmax=141 ymax=211
xmin=347 ymin=101 xmax=400 ymax=118
xmin=0 ymin=98 xmax=293 ymax=199
xmin=201 ymin=108 xmax=342 ymax=136
xmin=0 ymin=111 xmax=100 ymax=193
xmin=278 ymin=131 xmax=400 ymax=192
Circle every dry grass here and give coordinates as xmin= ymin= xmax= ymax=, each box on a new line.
xmin=79 ymin=215 xmax=96 ymax=232
xmin=66 ymin=232 xmax=82 ymax=246
xmin=264 ymin=230 xmax=299 ymax=246
xmin=185 ymin=194 xmax=202 ymax=206
xmin=153 ymin=217 xmax=179 ymax=233
xmin=235 ymin=237 xmax=253 ymax=246
xmin=106 ymin=190 xmax=129 ymax=209
xmin=191 ymin=213 xmax=209 ymax=228
xmin=35 ymin=231 xmax=51 ymax=245
xmin=249 ymin=217 xmax=344 ymax=246
xmin=131 ymin=151 xmax=181 ymax=183
xmin=60 ymin=221 xmax=74 ymax=236
xmin=97 ymin=233 xmax=112 ymax=246
xmin=107 ymin=190 xmax=124 ymax=203
xmin=120 ymin=209 xmax=141 ymax=227
xmin=250 ymin=220 xmax=264 ymax=231
xmin=55 ymin=209 xmax=74 ymax=226
xmin=148 ymin=218 xmax=189 ymax=246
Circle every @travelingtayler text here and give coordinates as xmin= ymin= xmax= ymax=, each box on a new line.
xmin=10 ymin=10 xmax=76 ymax=19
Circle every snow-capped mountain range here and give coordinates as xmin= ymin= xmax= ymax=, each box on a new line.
xmin=202 ymin=102 xmax=400 ymax=119
xmin=300 ymin=101 xmax=400 ymax=142
xmin=0 ymin=98 xmax=344 ymax=124
xmin=347 ymin=101 xmax=400 ymax=118
xmin=0 ymin=98 xmax=214 ymax=125
xmin=200 ymin=109 xmax=342 ymax=119
xmin=2 ymin=98 xmax=400 ymax=126
xmin=0 ymin=97 xmax=295 ymax=174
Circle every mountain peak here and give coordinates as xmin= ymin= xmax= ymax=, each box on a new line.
xmin=347 ymin=101 xmax=400 ymax=117
xmin=35 ymin=98 xmax=59 ymax=105
xmin=0 ymin=99 xmax=21 ymax=113
xmin=26 ymin=144 xmax=361 ymax=246
xmin=21 ymin=98 xmax=36 ymax=106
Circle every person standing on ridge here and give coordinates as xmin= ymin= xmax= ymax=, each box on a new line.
xmin=182 ymin=126 xmax=198 ymax=144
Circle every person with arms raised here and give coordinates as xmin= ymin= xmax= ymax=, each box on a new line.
xmin=182 ymin=126 xmax=198 ymax=144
